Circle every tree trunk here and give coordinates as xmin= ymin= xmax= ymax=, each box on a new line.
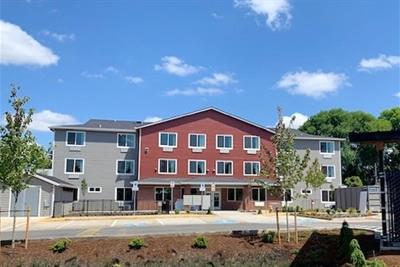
xmin=285 ymin=199 xmax=290 ymax=243
xmin=294 ymin=210 xmax=298 ymax=244
xmin=11 ymin=193 xmax=18 ymax=249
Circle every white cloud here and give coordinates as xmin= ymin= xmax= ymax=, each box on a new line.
xmin=234 ymin=0 xmax=292 ymax=30
xmin=277 ymin=71 xmax=349 ymax=98
xmin=144 ymin=116 xmax=162 ymax=123
xmin=154 ymin=56 xmax=203 ymax=76
xmin=282 ymin=112 xmax=308 ymax=129
xmin=358 ymin=54 xmax=400 ymax=71
xmin=104 ymin=65 xmax=119 ymax=74
xmin=41 ymin=30 xmax=75 ymax=42
xmin=395 ymin=92 xmax=400 ymax=98
xmin=29 ymin=110 xmax=79 ymax=132
xmin=125 ymin=76 xmax=144 ymax=84
xmin=0 ymin=20 xmax=59 ymax=66
xmin=166 ymin=87 xmax=224 ymax=97
xmin=196 ymin=73 xmax=237 ymax=86
xmin=81 ymin=71 xmax=104 ymax=79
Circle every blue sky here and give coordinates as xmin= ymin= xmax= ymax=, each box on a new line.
xmin=1 ymin=0 xmax=399 ymax=146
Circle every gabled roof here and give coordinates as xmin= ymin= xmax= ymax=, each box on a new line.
xmin=50 ymin=119 xmax=150 ymax=132
xmin=135 ymin=107 xmax=276 ymax=134
xmin=33 ymin=174 xmax=77 ymax=189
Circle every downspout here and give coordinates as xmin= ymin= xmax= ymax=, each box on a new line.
xmin=50 ymin=185 xmax=55 ymax=217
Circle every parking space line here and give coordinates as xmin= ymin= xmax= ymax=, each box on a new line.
xmin=56 ymin=221 xmax=72 ymax=229
xmin=157 ymin=219 xmax=165 ymax=225
xmin=2 ymin=222 xmax=26 ymax=231
xmin=76 ymin=227 xmax=102 ymax=237
xmin=111 ymin=220 xmax=118 ymax=227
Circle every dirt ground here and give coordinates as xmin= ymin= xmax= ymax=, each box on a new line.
xmin=0 ymin=230 xmax=399 ymax=267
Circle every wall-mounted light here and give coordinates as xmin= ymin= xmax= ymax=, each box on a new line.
xmin=145 ymin=147 xmax=149 ymax=154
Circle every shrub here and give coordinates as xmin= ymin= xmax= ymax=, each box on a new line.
xmin=350 ymin=247 xmax=366 ymax=267
xmin=367 ymin=259 xmax=387 ymax=267
xmin=257 ymin=209 xmax=262 ymax=215
xmin=207 ymin=207 xmax=212 ymax=215
xmin=128 ymin=237 xmax=145 ymax=250
xmin=174 ymin=209 xmax=180 ymax=214
xmin=262 ymin=231 xmax=276 ymax=243
xmin=193 ymin=235 xmax=208 ymax=249
xmin=349 ymin=239 xmax=361 ymax=254
xmin=347 ymin=207 xmax=357 ymax=215
xmin=49 ymin=239 xmax=71 ymax=253
xmin=344 ymin=176 xmax=363 ymax=187
xmin=339 ymin=221 xmax=354 ymax=258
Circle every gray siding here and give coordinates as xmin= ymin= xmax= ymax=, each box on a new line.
xmin=0 ymin=189 xmax=10 ymax=217
xmin=53 ymin=130 xmax=138 ymax=200
xmin=289 ymin=139 xmax=342 ymax=210
xmin=29 ymin=177 xmax=53 ymax=217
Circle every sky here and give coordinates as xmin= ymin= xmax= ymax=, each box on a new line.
xmin=1 ymin=0 xmax=399 ymax=146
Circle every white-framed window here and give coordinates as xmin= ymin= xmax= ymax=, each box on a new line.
xmin=188 ymin=133 xmax=206 ymax=149
xmin=188 ymin=160 xmax=206 ymax=175
xmin=243 ymin=135 xmax=260 ymax=150
xmin=66 ymin=131 xmax=85 ymax=146
xmin=88 ymin=187 xmax=102 ymax=193
xmin=243 ymin=161 xmax=260 ymax=176
xmin=320 ymin=141 xmax=335 ymax=154
xmin=227 ymin=188 xmax=243 ymax=201
xmin=216 ymin=135 xmax=233 ymax=150
xmin=65 ymin=158 xmax=84 ymax=174
xmin=321 ymin=189 xmax=335 ymax=203
xmin=117 ymin=133 xmax=135 ymax=148
xmin=321 ymin=165 xmax=335 ymax=180
xmin=216 ymin=160 xmax=233 ymax=175
xmin=159 ymin=132 xmax=177 ymax=148
xmin=252 ymin=188 xmax=266 ymax=201
xmin=283 ymin=189 xmax=293 ymax=203
xmin=116 ymin=160 xmax=135 ymax=175
xmin=155 ymin=187 xmax=172 ymax=201
xmin=158 ymin=159 xmax=177 ymax=174
xmin=116 ymin=187 xmax=133 ymax=201
xmin=301 ymin=188 xmax=312 ymax=195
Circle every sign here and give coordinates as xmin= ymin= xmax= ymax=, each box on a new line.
xmin=131 ymin=181 xmax=139 ymax=191
xmin=199 ymin=183 xmax=206 ymax=192
xmin=211 ymin=183 xmax=216 ymax=192
xmin=170 ymin=181 xmax=175 ymax=188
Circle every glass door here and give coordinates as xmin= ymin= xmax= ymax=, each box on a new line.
xmin=213 ymin=192 xmax=221 ymax=210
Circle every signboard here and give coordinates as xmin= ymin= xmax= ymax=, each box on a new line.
xmin=199 ymin=183 xmax=206 ymax=192
xmin=131 ymin=181 xmax=139 ymax=191
xmin=170 ymin=181 xmax=175 ymax=188
xmin=211 ymin=183 xmax=216 ymax=192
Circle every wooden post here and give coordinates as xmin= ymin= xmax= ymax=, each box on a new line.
xmin=276 ymin=208 xmax=281 ymax=245
xmin=294 ymin=210 xmax=298 ymax=244
xmin=24 ymin=208 xmax=30 ymax=249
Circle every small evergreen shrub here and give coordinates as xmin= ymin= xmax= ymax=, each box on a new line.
xmin=349 ymin=239 xmax=361 ymax=253
xmin=258 ymin=209 xmax=262 ymax=215
xmin=367 ymin=259 xmax=387 ymax=267
xmin=49 ymin=239 xmax=71 ymax=253
xmin=193 ymin=235 xmax=208 ymax=249
xmin=339 ymin=221 xmax=354 ymax=258
xmin=128 ymin=237 xmax=145 ymax=250
xmin=350 ymin=247 xmax=366 ymax=267
xmin=262 ymin=231 xmax=276 ymax=243
xmin=174 ymin=209 xmax=180 ymax=214
xmin=207 ymin=207 xmax=212 ymax=214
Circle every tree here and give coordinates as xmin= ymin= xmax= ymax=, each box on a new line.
xmin=344 ymin=176 xmax=363 ymax=187
xmin=258 ymin=107 xmax=325 ymax=242
xmin=0 ymin=85 xmax=50 ymax=248
xmin=367 ymin=119 xmax=392 ymax=132
xmin=379 ymin=107 xmax=400 ymax=130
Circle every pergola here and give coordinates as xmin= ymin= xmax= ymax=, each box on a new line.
xmin=349 ymin=130 xmax=400 ymax=248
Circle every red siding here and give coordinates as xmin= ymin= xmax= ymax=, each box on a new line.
xmin=139 ymin=109 xmax=275 ymax=180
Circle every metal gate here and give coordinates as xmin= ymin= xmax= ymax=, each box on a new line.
xmin=385 ymin=170 xmax=400 ymax=246
xmin=10 ymin=186 xmax=40 ymax=217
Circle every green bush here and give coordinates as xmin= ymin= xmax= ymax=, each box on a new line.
xmin=347 ymin=207 xmax=357 ymax=215
xmin=367 ymin=259 xmax=387 ymax=267
xmin=128 ymin=237 xmax=145 ymax=250
xmin=174 ymin=209 xmax=180 ymax=214
xmin=344 ymin=176 xmax=363 ymax=187
xmin=49 ymin=239 xmax=71 ymax=253
xmin=349 ymin=239 xmax=361 ymax=253
xmin=262 ymin=231 xmax=276 ymax=243
xmin=339 ymin=221 xmax=354 ymax=258
xmin=350 ymin=247 xmax=366 ymax=267
xmin=207 ymin=207 xmax=212 ymax=214
xmin=193 ymin=235 xmax=208 ymax=249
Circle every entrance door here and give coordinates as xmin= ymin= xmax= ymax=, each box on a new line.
xmin=212 ymin=192 xmax=221 ymax=210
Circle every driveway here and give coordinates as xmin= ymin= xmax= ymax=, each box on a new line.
xmin=0 ymin=211 xmax=382 ymax=240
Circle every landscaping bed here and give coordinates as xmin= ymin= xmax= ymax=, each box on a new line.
xmin=0 ymin=230 xmax=398 ymax=266
xmin=297 ymin=210 xmax=376 ymax=220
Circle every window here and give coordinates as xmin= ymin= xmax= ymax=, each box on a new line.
xmin=116 ymin=188 xmax=133 ymax=201
xmin=321 ymin=189 xmax=335 ymax=203
xmin=66 ymin=131 xmax=85 ymax=146
xmin=321 ymin=165 xmax=335 ymax=179
xmin=243 ymin=136 xmax=260 ymax=150
xmin=116 ymin=160 xmax=135 ymax=175
xmin=155 ymin=187 xmax=172 ymax=201
xmin=216 ymin=135 xmax=233 ymax=149
xmin=216 ymin=161 xmax=233 ymax=175
xmin=320 ymin=141 xmax=335 ymax=154
xmin=158 ymin=159 xmax=177 ymax=174
xmin=244 ymin=161 xmax=260 ymax=176
xmin=65 ymin=159 xmax=84 ymax=174
xmin=159 ymin=132 xmax=177 ymax=147
xmin=252 ymin=188 xmax=266 ymax=201
xmin=301 ymin=189 xmax=312 ymax=195
xmin=227 ymin=188 xmax=243 ymax=201
xmin=284 ymin=190 xmax=293 ymax=202
xmin=117 ymin=133 xmax=135 ymax=148
xmin=189 ymin=134 xmax=206 ymax=149
xmin=188 ymin=160 xmax=206 ymax=175
xmin=88 ymin=187 xmax=102 ymax=193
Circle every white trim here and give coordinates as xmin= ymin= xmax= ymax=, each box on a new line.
xmin=212 ymin=191 xmax=221 ymax=209
xmin=320 ymin=189 xmax=335 ymax=203
xmin=321 ymin=164 xmax=336 ymax=180
xmin=138 ymin=129 xmax=142 ymax=181
xmin=188 ymin=159 xmax=207 ymax=175
xmin=251 ymin=187 xmax=266 ymax=202
xmin=158 ymin=158 xmax=178 ymax=175
xmin=300 ymin=188 xmax=313 ymax=195
xmin=243 ymin=135 xmax=260 ymax=151
xmin=64 ymin=158 xmax=85 ymax=174
xmin=65 ymin=131 xmax=86 ymax=147
xmin=116 ymin=159 xmax=135 ymax=175
xmin=158 ymin=132 xmax=178 ymax=148
xmin=215 ymin=160 xmax=233 ymax=176
xmin=338 ymin=141 xmax=342 ymax=186
xmin=243 ymin=161 xmax=260 ymax=176
xmin=50 ymin=185 xmax=55 ymax=217
xmin=188 ymin=133 xmax=206 ymax=149
xmin=88 ymin=187 xmax=102 ymax=193
xmin=281 ymin=189 xmax=293 ymax=205
xmin=116 ymin=133 xmax=136 ymax=148
xmin=216 ymin=134 xmax=233 ymax=150
xmin=154 ymin=187 xmax=172 ymax=201
xmin=226 ymin=187 xmax=243 ymax=202
xmin=319 ymin=140 xmax=335 ymax=155
xmin=33 ymin=174 xmax=76 ymax=189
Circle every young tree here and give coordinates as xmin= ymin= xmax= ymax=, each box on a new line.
xmin=303 ymin=159 xmax=326 ymax=208
xmin=0 ymin=85 xmax=50 ymax=248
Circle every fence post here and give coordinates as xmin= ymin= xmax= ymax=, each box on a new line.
xmin=24 ymin=207 xmax=30 ymax=249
